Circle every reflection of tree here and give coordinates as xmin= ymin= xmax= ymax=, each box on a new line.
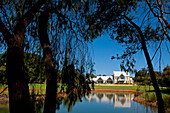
xmin=56 ymin=97 xmax=64 ymax=111
xmin=31 ymin=99 xmax=44 ymax=113
xmin=120 ymin=98 xmax=126 ymax=105
xmin=97 ymin=93 xmax=104 ymax=100
xmin=106 ymin=94 xmax=113 ymax=101
xmin=62 ymin=91 xmax=88 ymax=112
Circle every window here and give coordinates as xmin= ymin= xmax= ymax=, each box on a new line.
xmin=120 ymin=74 xmax=124 ymax=79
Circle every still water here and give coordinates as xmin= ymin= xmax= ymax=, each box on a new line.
xmin=56 ymin=92 xmax=157 ymax=113
xmin=0 ymin=92 xmax=157 ymax=113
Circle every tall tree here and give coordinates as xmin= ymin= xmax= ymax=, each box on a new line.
xmin=36 ymin=2 xmax=94 ymax=112
xmin=0 ymin=1 xmax=47 ymax=112
xmin=38 ymin=11 xmax=57 ymax=113
xmin=0 ymin=1 xmax=95 ymax=113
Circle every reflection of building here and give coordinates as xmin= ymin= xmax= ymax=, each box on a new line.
xmin=91 ymin=71 xmax=133 ymax=84
xmin=85 ymin=93 xmax=114 ymax=103
xmin=85 ymin=93 xmax=134 ymax=107
xmin=114 ymin=93 xmax=133 ymax=108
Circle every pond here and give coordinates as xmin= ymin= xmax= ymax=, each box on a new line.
xmin=57 ymin=92 xmax=157 ymax=113
xmin=0 ymin=92 xmax=157 ymax=113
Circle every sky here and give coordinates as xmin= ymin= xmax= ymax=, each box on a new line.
xmin=91 ymin=33 xmax=170 ymax=77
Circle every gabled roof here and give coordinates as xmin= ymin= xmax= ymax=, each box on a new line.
xmin=91 ymin=76 xmax=113 ymax=81
xmin=113 ymin=71 xmax=130 ymax=76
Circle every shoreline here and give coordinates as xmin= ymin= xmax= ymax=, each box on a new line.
xmin=0 ymin=88 xmax=159 ymax=109
xmin=91 ymin=89 xmax=137 ymax=93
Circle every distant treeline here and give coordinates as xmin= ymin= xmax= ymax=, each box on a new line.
xmin=134 ymin=65 xmax=170 ymax=87
xmin=0 ymin=52 xmax=94 ymax=84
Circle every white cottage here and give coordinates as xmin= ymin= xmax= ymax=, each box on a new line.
xmin=113 ymin=71 xmax=133 ymax=84
xmin=91 ymin=71 xmax=133 ymax=84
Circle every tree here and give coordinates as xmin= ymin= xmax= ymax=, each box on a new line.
xmin=135 ymin=68 xmax=148 ymax=84
xmin=145 ymin=0 xmax=170 ymax=42
xmin=0 ymin=52 xmax=46 ymax=83
xmin=0 ymin=52 xmax=7 ymax=84
xmin=38 ymin=11 xmax=57 ymax=113
xmin=24 ymin=53 xmax=46 ymax=83
xmin=36 ymin=2 xmax=95 ymax=112
xmin=1 ymin=0 xmax=94 ymax=113
xmin=86 ymin=0 xmax=167 ymax=112
xmin=161 ymin=65 xmax=170 ymax=87
xmin=0 ymin=1 xmax=49 ymax=112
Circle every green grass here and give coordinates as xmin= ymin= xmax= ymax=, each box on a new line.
xmin=0 ymin=84 xmax=8 ymax=88
xmin=29 ymin=83 xmax=46 ymax=90
xmin=92 ymin=85 xmax=156 ymax=91
xmin=0 ymin=83 xmax=169 ymax=95
xmin=140 ymin=91 xmax=170 ymax=108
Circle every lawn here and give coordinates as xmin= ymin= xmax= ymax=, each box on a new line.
xmin=92 ymin=85 xmax=155 ymax=91
xmin=0 ymin=83 xmax=169 ymax=95
xmin=28 ymin=84 xmax=157 ymax=92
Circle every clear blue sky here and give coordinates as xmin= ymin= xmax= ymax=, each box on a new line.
xmin=91 ymin=33 xmax=170 ymax=77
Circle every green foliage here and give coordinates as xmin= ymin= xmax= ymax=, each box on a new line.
xmin=163 ymin=95 xmax=170 ymax=108
xmin=24 ymin=53 xmax=46 ymax=83
xmin=135 ymin=66 xmax=170 ymax=87
xmin=61 ymin=55 xmax=91 ymax=94
xmin=0 ymin=52 xmax=46 ymax=83
xmin=0 ymin=52 xmax=7 ymax=84
xmin=134 ymin=68 xmax=151 ymax=85
xmin=159 ymin=65 xmax=170 ymax=87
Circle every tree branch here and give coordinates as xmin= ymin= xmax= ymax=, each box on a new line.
xmin=151 ymin=40 xmax=162 ymax=61
xmin=156 ymin=0 xmax=170 ymax=30
xmin=0 ymin=17 xmax=13 ymax=42
xmin=165 ymin=41 xmax=170 ymax=54
xmin=19 ymin=0 xmax=47 ymax=28
xmin=145 ymin=0 xmax=159 ymax=17
xmin=0 ymin=5 xmax=13 ymax=32
xmin=145 ymin=0 xmax=170 ymax=42
xmin=0 ymin=87 xmax=8 ymax=94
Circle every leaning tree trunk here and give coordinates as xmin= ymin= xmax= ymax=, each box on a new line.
xmin=124 ymin=15 xmax=165 ymax=113
xmin=140 ymin=33 xmax=165 ymax=113
xmin=38 ymin=11 xmax=57 ymax=113
xmin=6 ymin=24 xmax=32 ymax=113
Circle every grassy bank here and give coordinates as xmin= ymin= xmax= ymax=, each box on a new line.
xmin=1 ymin=83 xmax=170 ymax=108
xmin=139 ymin=88 xmax=170 ymax=109
xmin=1 ymin=83 xmax=169 ymax=95
xmin=93 ymin=85 xmax=156 ymax=91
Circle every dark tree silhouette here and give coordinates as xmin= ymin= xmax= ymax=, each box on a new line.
xmin=0 ymin=1 xmax=47 ymax=112
xmin=38 ymin=11 xmax=57 ymax=113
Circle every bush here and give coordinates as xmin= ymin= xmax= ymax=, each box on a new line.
xmin=163 ymin=95 xmax=170 ymax=108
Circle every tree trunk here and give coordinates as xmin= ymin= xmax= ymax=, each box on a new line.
xmin=124 ymin=15 xmax=165 ymax=113
xmin=38 ymin=12 xmax=57 ymax=113
xmin=140 ymin=34 xmax=165 ymax=113
xmin=6 ymin=24 xmax=32 ymax=113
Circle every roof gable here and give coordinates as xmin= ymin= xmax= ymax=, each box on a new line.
xmin=113 ymin=71 xmax=130 ymax=76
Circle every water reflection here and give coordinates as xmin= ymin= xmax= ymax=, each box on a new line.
xmin=85 ymin=92 xmax=133 ymax=107
xmin=0 ymin=92 xmax=158 ymax=113
xmin=114 ymin=93 xmax=132 ymax=108
xmin=56 ymin=92 xmax=157 ymax=113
